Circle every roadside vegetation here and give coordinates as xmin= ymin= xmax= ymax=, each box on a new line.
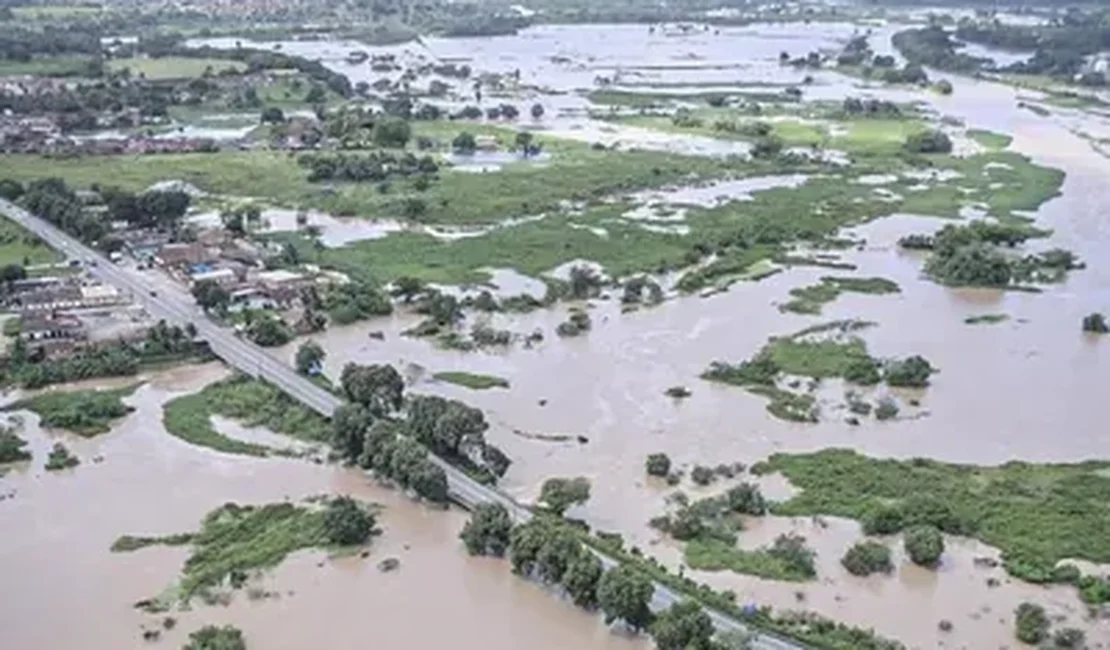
xmin=114 ymin=497 xmax=378 ymax=603
xmin=8 ymin=385 xmax=139 ymax=436
xmin=752 ymin=449 xmax=1110 ymax=602
xmin=161 ymin=374 xmax=329 ymax=457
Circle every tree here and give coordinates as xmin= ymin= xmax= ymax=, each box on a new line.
xmin=904 ymin=129 xmax=953 ymax=154
xmin=535 ymin=526 xmax=581 ymax=583
xmin=460 ymin=503 xmax=513 ymax=556
xmin=844 ymin=357 xmax=881 ymax=385
xmin=563 ymin=551 xmax=603 ymax=609
xmin=539 ymin=476 xmax=591 ymax=515
xmin=568 ymin=265 xmax=602 ymax=299
xmin=331 ymin=403 xmax=373 ymax=462
xmin=725 ymin=483 xmax=766 ymax=515
xmin=841 ymin=540 xmax=893 ymax=576
xmin=340 ymin=363 xmax=404 ymax=416
xmin=409 ymin=460 xmax=448 ymax=502
xmin=452 ymin=131 xmax=477 ymax=153
xmin=0 ymin=263 xmax=26 ymax=283
xmin=183 ymin=625 xmax=246 ymax=650
xmin=191 ymin=280 xmax=230 ymax=314
xmin=373 ymin=117 xmax=412 ymax=148
xmin=515 ymin=130 xmax=534 ymax=153
xmin=247 ymin=316 xmax=291 ymax=347
xmin=1082 ymin=312 xmax=1108 ymax=333
xmin=1014 ymin=602 xmax=1049 ymax=644
xmin=650 ymin=600 xmax=715 ymax=650
xmin=904 ymin=525 xmax=944 ymax=567
xmin=691 ymin=465 xmax=714 ymax=486
xmin=0 ymin=178 xmax=25 ymax=201
xmin=295 ymin=340 xmax=325 ymax=376
xmin=531 ymin=103 xmax=545 ymax=119
xmin=597 ymin=565 xmax=655 ymax=631
xmin=359 ymin=419 xmax=400 ymax=469
xmin=260 ymin=106 xmax=285 ymax=124
xmin=391 ymin=276 xmax=425 ymax=303
xmin=645 ymin=453 xmax=671 ymax=477
xmin=884 ymin=355 xmax=934 ymax=387
xmin=751 ymin=135 xmax=784 ymax=158
xmin=935 ymin=79 xmax=954 ymax=95
xmin=323 ymin=496 xmax=375 ymax=545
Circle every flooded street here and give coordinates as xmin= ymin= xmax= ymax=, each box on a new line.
xmin=5 ymin=19 xmax=1110 ymax=650
xmin=0 ymin=364 xmax=646 ymax=650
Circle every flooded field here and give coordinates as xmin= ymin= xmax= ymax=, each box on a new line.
xmin=0 ymin=364 xmax=647 ymax=650
xmin=6 ymin=18 xmax=1110 ymax=650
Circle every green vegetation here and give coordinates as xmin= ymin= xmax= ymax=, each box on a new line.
xmin=107 ymin=56 xmax=246 ymax=80
xmin=183 ymin=625 xmax=247 ymax=650
xmin=161 ymin=374 xmax=330 ymax=457
xmin=539 ymin=477 xmax=591 ymax=515
xmin=781 ymin=276 xmax=900 ymax=315
xmin=9 ymin=385 xmax=138 ymax=436
xmin=967 ymin=129 xmax=1013 ymax=150
xmin=115 ymin=499 xmax=376 ymax=600
xmin=0 ymin=217 xmax=61 ymax=267
xmin=0 ymin=428 xmax=32 ymax=464
xmin=460 ymin=503 xmax=514 ymax=557
xmin=1082 ymin=313 xmax=1108 ymax=334
xmin=0 ymin=55 xmax=94 ymax=77
xmin=686 ymin=533 xmax=817 ymax=582
xmin=753 ymin=449 xmax=1110 ymax=599
xmin=44 ymin=442 xmax=78 ymax=471
xmin=903 ymin=525 xmax=945 ymax=567
xmin=111 ymin=533 xmax=195 ymax=553
xmin=432 ymin=371 xmax=510 ymax=390
xmin=1014 ymin=602 xmax=1050 ymax=645
xmin=965 ymin=314 xmax=1009 ymax=325
xmin=840 ymin=541 xmax=893 ymax=576
xmin=645 ymin=453 xmax=672 ymax=477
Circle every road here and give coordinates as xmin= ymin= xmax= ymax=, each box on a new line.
xmin=1 ymin=198 xmax=806 ymax=650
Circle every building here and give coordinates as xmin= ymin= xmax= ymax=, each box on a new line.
xmin=20 ymin=311 xmax=87 ymax=342
xmin=155 ymin=242 xmax=218 ymax=268
xmin=190 ymin=267 xmax=238 ymax=287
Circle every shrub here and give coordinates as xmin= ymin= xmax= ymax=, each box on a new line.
xmin=862 ymin=506 xmax=904 ymax=535
xmin=904 ymin=525 xmax=944 ymax=567
xmin=884 ymin=356 xmax=934 ymax=387
xmin=904 ymin=129 xmax=952 ymax=154
xmin=841 ymin=541 xmax=893 ymax=576
xmin=1013 ymin=602 xmax=1049 ymax=644
xmin=1052 ymin=628 xmax=1085 ymax=648
xmin=1082 ymin=312 xmax=1108 ymax=334
xmin=844 ymin=358 xmax=882 ymax=385
xmin=323 ymin=497 xmax=374 ymax=546
xmin=875 ymin=397 xmax=899 ymax=420
xmin=691 ymin=465 xmax=715 ymax=486
xmin=646 ymin=453 xmax=672 ymax=477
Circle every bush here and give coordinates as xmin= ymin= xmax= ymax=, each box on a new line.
xmin=1082 ymin=312 xmax=1108 ymax=334
xmin=841 ymin=541 xmax=893 ymax=576
xmin=844 ymin=358 xmax=882 ymax=385
xmin=322 ymin=497 xmax=374 ymax=546
xmin=904 ymin=525 xmax=944 ymax=567
xmin=903 ymin=129 xmax=953 ymax=154
xmin=884 ymin=356 xmax=934 ymax=387
xmin=1052 ymin=627 xmax=1085 ymax=648
xmin=862 ymin=506 xmax=904 ymax=535
xmin=725 ymin=484 xmax=767 ymax=516
xmin=768 ymin=534 xmax=817 ymax=578
xmin=691 ymin=465 xmax=715 ymax=486
xmin=874 ymin=397 xmax=899 ymax=421
xmin=1014 ymin=602 xmax=1049 ymax=644
xmin=646 ymin=453 xmax=672 ymax=477
xmin=460 ymin=503 xmax=513 ymax=556
xmin=184 ymin=625 xmax=246 ymax=650
xmin=539 ymin=477 xmax=591 ymax=515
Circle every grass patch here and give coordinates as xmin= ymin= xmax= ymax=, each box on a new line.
xmin=432 ymin=371 xmax=510 ymax=390
xmin=107 ymin=57 xmax=246 ymax=80
xmin=967 ymin=129 xmax=1013 ymax=150
xmin=9 ymin=384 xmax=139 ymax=436
xmin=754 ymin=449 xmax=1110 ymax=592
xmin=0 ymin=216 xmax=63 ymax=267
xmin=161 ymin=374 xmax=330 ymax=456
xmin=0 ymin=55 xmax=94 ymax=77
xmin=686 ymin=536 xmax=816 ymax=582
xmin=781 ymin=276 xmax=900 ymax=315
xmin=965 ymin=313 xmax=1009 ymax=325
xmin=116 ymin=502 xmax=329 ymax=599
xmin=766 ymin=337 xmax=873 ymax=379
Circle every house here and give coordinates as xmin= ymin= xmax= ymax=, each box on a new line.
xmin=256 ymin=269 xmax=309 ymax=291
xmin=190 ymin=267 xmax=238 ymax=287
xmin=13 ymin=281 xmax=124 ymax=312
xmin=20 ymin=311 xmax=87 ymax=342
xmin=155 ymin=242 xmax=217 ymax=268
xmin=79 ymin=284 xmax=124 ymax=307
xmin=119 ymin=229 xmax=170 ymax=261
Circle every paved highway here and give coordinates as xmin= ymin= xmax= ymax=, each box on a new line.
xmin=1 ymin=198 xmax=805 ymax=650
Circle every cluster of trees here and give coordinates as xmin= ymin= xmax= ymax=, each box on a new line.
xmin=903 ymin=129 xmax=952 ymax=154
xmin=0 ymin=76 xmax=194 ymax=126
xmin=841 ymin=97 xmax=902 ymax=117
xmin=324 ymin=281 xmax=393 ymax=325
xmin=98 ymin=185 xmax=191 ymax=231
xmin=18 ymin=178 xmax=107 ymax=243
xmin=331 ymin=362 xmax=510 ymax=494
xmin=903 ymin=525 xmax=944 ymax=567
xmin=244 ymin=313 xmax=293 ymax=347
xmin=297 ymin=150 xmax=438 ymax=183
xmin=0 ymin=24 xmax=103 ymax=62
xmin=183 ymin=625 xmax=247 ymax=650
xmin=651 ymin=484 xmax=767 ymax=544
xmin=322 ymin=496 xmax=375 ymax=546
xmin=892 ymin=26 xmax=988 ymax=75
xmin=1082 ymin=312 xmax=1108 ymax=334
xmin=909 ymin=222 xmax=1080 ymax=288
xmin=539 ymin=477 xmax=591 ymax=515
xmin=956 ymin=14 xmax=1110 ymax=85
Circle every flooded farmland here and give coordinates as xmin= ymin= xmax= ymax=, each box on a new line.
xmin=5 ymin=17 xmax=1110 ymax=650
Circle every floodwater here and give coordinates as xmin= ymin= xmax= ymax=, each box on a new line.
xmin=250 ymin=22 xmax=1110 ymax=650
xmin=13 ymin=20 xmax=1110 ymax=650
xmin=0 ymin=363 xmax=648 ymax=650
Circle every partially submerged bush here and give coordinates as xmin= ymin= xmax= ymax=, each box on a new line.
xmin=841 ymin=541 xmax=893 ymax=576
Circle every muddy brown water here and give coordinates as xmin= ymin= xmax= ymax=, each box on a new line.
xmin=5 ymin=22 xmax=1110 ymax=650
xmin=0 ymin=364 xmax=646 ymax=650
